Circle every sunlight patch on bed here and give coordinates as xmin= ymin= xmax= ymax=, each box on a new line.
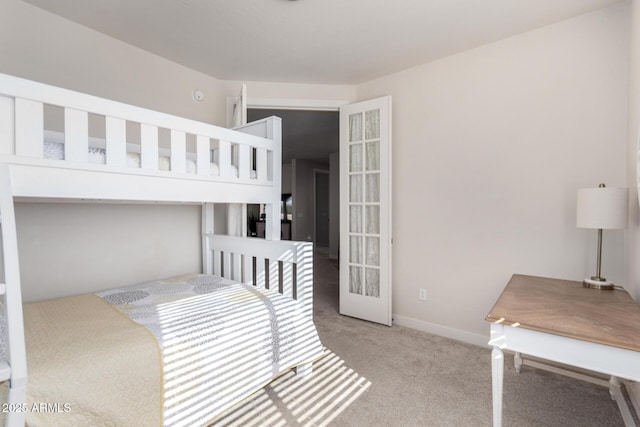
xmin=213 ymin=348 xmax=371 ymax=427
xmin=97 ymin=273 xmax=322 ymax=426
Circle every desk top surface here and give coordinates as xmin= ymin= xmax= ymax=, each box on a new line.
xmin=486 ymin=274 xmax=640 ymax=352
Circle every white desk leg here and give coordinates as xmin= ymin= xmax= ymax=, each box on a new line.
xmin=492 ymin=346 xmax=504 ymax=427
xmin=609 ymin=376 xmax=637 ymax=427
xmin=514 ymin=352 xmax=523 ymax=373
xmin=610 ymin=376 xmax=620 ymax=401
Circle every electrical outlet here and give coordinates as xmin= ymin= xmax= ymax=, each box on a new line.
xmin=419 ymin=288 xmax=427 ymax=301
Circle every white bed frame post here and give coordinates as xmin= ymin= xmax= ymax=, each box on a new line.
xmin=0 ymin=164 xmax=27 ymax=427
xmin=0 ymin=96 xmax=15 ymax=156
xmin=264 ymin=117 xmax=282 ymax=241
xmin=202 ymin=203 xmax=215 ymax=275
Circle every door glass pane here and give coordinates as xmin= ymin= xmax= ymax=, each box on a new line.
xmin=366 ymin=237 xmax=380 ymax=266
xmin=350 ymin=236 xmax=362 ymax=264
xmin=365 ymin=206 xmax=380 ymax=234
xmin=350 ymin=266 xmax=362 ymax=294
xmin=350 ymin=205 xmax=362 ymax=233
xmin=350 ymin=175 xmax=363 ymax=203
xmin=365 ymin=268 xmax=380 ymax=297
xmin=349 ymin=113 xmax=363 ymax=142
xmin=365 ymin=141 xmax=380 ymax=171
xmin=365 ymin=173 xmax=379 ymax=203
xmin=365 ymin=109 xmax=380 ymax=140
xmin=350 ymin=143 xmax=363 ymax=172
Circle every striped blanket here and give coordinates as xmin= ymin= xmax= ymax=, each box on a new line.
xmin=98 ymin=274 xmax=323 ymax=426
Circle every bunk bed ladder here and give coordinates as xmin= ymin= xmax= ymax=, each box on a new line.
xmin=0 ymin=164 xmax=27 ymax=427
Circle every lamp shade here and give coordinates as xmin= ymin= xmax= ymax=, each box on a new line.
xmin=577 ymin=186 xmax=628 ymax=230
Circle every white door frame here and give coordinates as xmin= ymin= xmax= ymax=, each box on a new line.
xmin=248 ymin=98 xmax=349 ymax=112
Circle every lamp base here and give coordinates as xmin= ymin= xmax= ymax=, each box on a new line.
xmin=583 ymin=277 xmax=614 ymax=290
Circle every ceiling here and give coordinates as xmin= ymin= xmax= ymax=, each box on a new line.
xmin=24 ymin=0 xmax=622 ymax=85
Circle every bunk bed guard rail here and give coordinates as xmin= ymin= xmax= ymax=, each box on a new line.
xmin=0 ymin=73 xmax=282 ymax=216
xmin=203 ymin=234 xmax=314 ymax=320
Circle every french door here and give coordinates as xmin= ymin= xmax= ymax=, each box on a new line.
xmin=339 ymin=96 xmax=392 ymax=326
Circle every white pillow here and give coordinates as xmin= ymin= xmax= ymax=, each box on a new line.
xmin=43 ymin=141 xmax=65 ymax=160
xmin=127 ymin=152 xmax=141 ymax=168
xmin=88 ymin=147 xmax=106 ymax=164
xmin=158 ymin=156 xmax=171 ymax=171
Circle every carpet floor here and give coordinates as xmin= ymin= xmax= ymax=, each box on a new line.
xmin=214 ymin=248 xmax=627 ymax=426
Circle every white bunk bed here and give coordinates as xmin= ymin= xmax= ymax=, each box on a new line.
xmin=0 ymin=74 xmax=321 ymax=426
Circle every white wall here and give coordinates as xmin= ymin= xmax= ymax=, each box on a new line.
xmin=0 ymin=0 xmax=227 ymax=301
xmin=220 ymin=80 xmax=355 ymax=111
xmin=0 ymin=0 xmax=354 ymax=301
xmin=626 ymin=0 xmax=640 ymax=407
xmin=291 ymin=159 xmax=329 ymax=242
xmin=628 ymin=0 xmax=640 ymax=302
xmin=15 ymin=203 xmax=201 ymax=303
xmin=357 ymin=4 xmax=629 ymax=343
xmin=0 ymin=1 xmax=226 ymax=125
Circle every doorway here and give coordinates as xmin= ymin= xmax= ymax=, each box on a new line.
xmin=247 ymin=108 xmax=338 ymax=246
xmin=235 ymin=95 xmax=392 ymax=326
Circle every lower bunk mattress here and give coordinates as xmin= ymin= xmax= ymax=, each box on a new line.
xmin=19 ymin=274 xmax=323 ymax=426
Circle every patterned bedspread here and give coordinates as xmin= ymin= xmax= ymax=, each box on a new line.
xmin=97 ymin=274 xmax=323 ymax=426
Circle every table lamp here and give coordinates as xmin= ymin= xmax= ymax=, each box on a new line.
xmin=576 ymin=183 xmax=628 ymax=290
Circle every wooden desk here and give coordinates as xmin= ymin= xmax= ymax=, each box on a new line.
xmin=486 ymin=274 xmax=640 ymax=427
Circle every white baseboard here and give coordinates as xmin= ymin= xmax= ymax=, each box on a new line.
xmin=392 ymin=314 xmax=489 ymax=348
